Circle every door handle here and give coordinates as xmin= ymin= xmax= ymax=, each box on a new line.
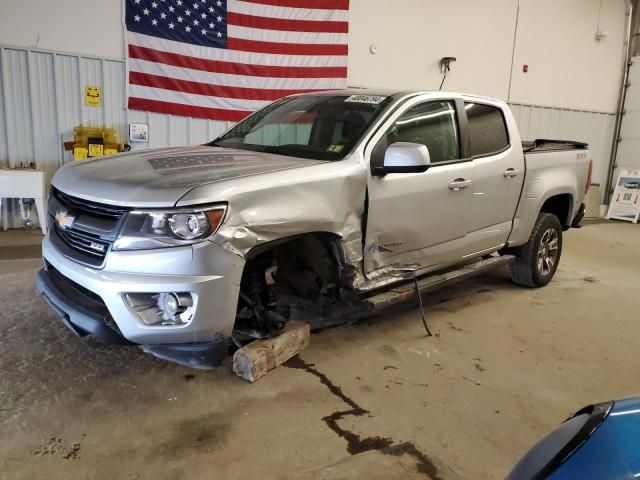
xmin=448 ymin=178 xmax=472 ymax=191
xmin=504 ymin=168 xmax=521 ymax=178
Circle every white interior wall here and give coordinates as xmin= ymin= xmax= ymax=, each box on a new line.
xmin=0 ymin=0 xmax=125 ymax=60
xmin=348 ymin=0 xmax=518 ymax=99
xmin=0 ymin=0 xmax=628 ymax=111
xmin=509 ymin=0 xmax=627 ymax=113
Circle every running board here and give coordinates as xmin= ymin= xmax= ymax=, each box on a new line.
xmin=292 ymin=254 xmax=515 ymax=332
xmin=365 ymin=255 xmax=515 ymax=312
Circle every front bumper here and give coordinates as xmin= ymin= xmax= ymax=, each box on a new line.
xmin=36 ymin=266 xmax=131 ymax=345
xmin=37 ymin=234 xmax=245 ymax=367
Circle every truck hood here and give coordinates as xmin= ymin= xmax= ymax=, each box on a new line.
xmin=52 ymin=146 xmax=327 ymax=207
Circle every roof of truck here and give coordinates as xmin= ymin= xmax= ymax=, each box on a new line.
xmin=294 ymin=88 xmax=411 ymax=99
xmin=303 ymin=88 xmax=505 ymax=105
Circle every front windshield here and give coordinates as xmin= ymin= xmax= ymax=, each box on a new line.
xmin=211 ymin=94 xmax=393 ymax=160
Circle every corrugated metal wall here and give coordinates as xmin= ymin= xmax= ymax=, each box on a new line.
xmin=0 ymin=45 xmax=234 ymax=227
xmin=510 ymin=103 xmax=616 ymax=188
xmin=616 ymin=56 xmax=640 ymax=176
xmin=0 ymin=45 xmax=617 ymax=228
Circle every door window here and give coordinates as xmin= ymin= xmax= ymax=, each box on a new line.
xmin=464 ymin=103 xmax=510 ymax=157
xmin=381 ymin=101 xmax=460 ymax=164
xmin=371 ymin=101 xmax=460 ymax=167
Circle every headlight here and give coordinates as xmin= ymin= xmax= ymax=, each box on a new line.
xmin=113 ymin=206 xmax=226 ymax=251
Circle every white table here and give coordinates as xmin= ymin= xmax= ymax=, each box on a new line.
xmin=0 ymin=169 xmax=47 ymax=234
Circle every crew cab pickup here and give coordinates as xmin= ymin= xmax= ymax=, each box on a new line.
xmin=36 ymin=90 xmax=592 ymax=367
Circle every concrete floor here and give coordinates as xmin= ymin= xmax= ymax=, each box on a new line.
xmin=0 ymin=221 xmax=639 ymax=480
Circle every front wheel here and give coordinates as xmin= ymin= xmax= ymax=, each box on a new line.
xmin=509 ymin=213 xmax=563 ymax=288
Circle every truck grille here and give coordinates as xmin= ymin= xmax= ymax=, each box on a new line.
xmin=56 ymin=228 xmax=110 ymax=259
xmin=54 ymin=188 xmax=129 ymax=218
xmin=49 ymin=187 xmax=130 ymax=268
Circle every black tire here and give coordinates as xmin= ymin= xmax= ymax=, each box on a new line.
xmin=509 ymin=213 xmax=563 ymax=288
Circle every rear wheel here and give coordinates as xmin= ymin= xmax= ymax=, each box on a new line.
xmin=509 ymin=213 xmax=563 ymax=288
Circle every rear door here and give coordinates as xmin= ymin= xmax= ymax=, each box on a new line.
xmin=364 ymin=96 xmax=474 ymax=274
xmin=461 ymin=100 xmax=525 ymax=255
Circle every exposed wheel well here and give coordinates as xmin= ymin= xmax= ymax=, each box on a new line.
xmin=235 ymin=233 xmax=346 ymax=335
xmin=540 ymin=194 xmax=573 ymax=229
xmin=245 ymin=232 xmax=342 ymax=261
xmin=244 ymin=232 xmax=345 ymax=294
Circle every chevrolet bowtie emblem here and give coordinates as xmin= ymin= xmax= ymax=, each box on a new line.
xmin=55 ymin=210 xmax=75 ymax=230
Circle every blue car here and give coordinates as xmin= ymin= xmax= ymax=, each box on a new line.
xmin=508 ymin=397 xmax=640 ymax=479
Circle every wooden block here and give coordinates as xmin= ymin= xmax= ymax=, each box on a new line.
xmin=233 ymin=320 xmax=310 ymax=383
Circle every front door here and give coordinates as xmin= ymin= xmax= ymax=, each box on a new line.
xmin=364 ymin=97 xmax=474 ymax=274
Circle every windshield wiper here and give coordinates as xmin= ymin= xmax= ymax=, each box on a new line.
xmin=262 ymin=145 xmax=313 ymax=158
xmin=262 ymin=146 xmax=333 ymax=160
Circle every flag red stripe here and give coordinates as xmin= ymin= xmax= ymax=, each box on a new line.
xmin=227 ymin=38 xmax=348 ymax=56
xmin=246 ymin=0 xmax=349 ymax=10
xmin=129 ymin=45 xmax=347 ymax=78
xmin=129 ymin=71 xmax=324 ymax=100
xmin=128 ymin=97 xmax=252 ymax=122
xmin=227 ymin=12 xmax=348 ymax=33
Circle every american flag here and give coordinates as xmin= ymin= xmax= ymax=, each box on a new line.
xmin=124 ymin=0 xmax=349 ymax=122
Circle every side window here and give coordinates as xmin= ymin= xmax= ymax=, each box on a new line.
xmin=383 ymin=101 xmax=460 ymax=163
xmin=465 ymin=103 xmax=510 ymax=157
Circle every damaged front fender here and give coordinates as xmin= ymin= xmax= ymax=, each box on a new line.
xmin=179 ymin=158 xmax=370 ymax=289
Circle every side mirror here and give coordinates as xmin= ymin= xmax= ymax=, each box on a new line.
xmin=374 ymin=142 xmax=431 ymax=175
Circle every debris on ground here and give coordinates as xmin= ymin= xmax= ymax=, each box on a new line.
xmin=233 ymin=320 xmax=310 ymax=382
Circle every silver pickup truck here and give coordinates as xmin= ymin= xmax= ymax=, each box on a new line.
xmin=36 ymin=89 xmax=592 ymax=367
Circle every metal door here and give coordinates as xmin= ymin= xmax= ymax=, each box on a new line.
xmin=364 ymin=96 xmax=474 ymax=274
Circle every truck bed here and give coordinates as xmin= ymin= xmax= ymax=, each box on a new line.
xmin=522 ymin=138 xmax=589 ymax=153
xmin=504 ymin=138 xmax=592 ymax=247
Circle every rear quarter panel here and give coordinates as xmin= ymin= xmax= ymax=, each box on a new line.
xmin=508 ymin=148 xmax=590 ymax=247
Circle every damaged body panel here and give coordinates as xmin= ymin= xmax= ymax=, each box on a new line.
xmin=180 ymin=158 xmax=369 ymax=287
xmin=36 ymin=89 xmax=591 ymax=367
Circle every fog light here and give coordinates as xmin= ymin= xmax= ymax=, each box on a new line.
xmin=162 ymin=293 xmax=180 ymax=317
xmin=157 ymin=292 xmax=193 ymax=322
xmin=123 ymin=292 xmax=195 ymax=326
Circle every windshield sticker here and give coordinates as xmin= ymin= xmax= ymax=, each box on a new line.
xmin=344 ymin=95 xmax=387 ymax=104
xmin=327 ymin=144 xmax=345 ymax=153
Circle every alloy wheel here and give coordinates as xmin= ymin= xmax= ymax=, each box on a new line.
xmin=537 ymin=227 xmax=559 ymax=276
